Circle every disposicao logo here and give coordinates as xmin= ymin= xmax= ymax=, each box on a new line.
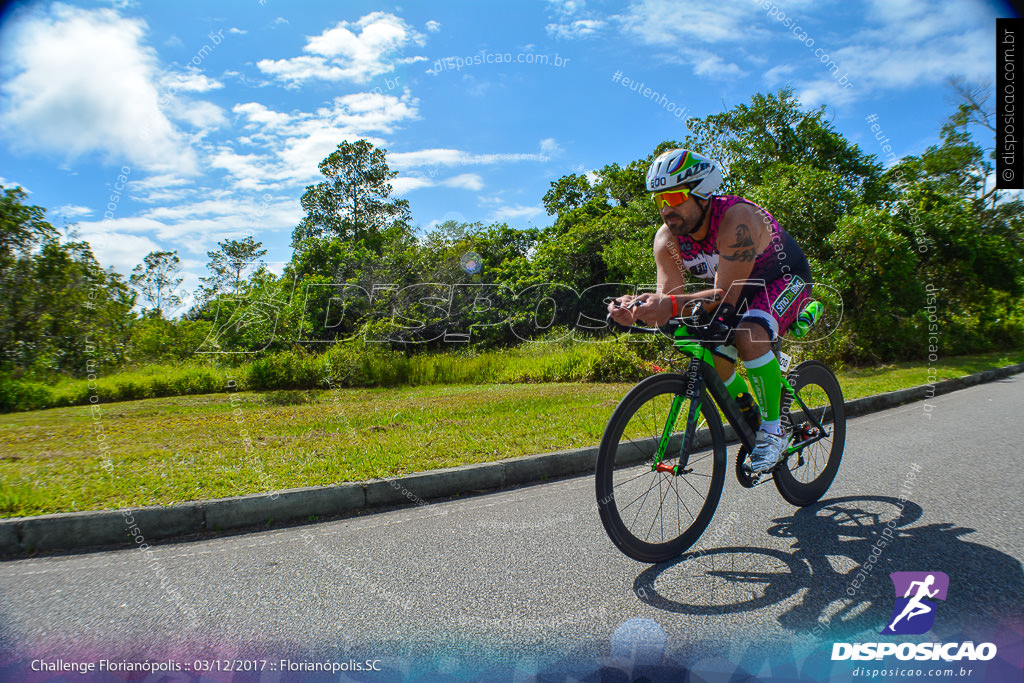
xmin=881 ymin=571 xmax=948 ymax=635
xmin=831 ymin=571 xmax=998 ymax=662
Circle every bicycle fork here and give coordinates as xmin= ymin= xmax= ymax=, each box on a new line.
xmin=652 ymin=359 xmax=704 ymax=476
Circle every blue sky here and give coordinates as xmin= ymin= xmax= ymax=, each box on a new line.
xmin=0 ymin=0 xmax=1011 ymax=313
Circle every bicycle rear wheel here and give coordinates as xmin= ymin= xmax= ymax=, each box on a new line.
xmin=774 ymin=360 xmax=846 ymax=506
xmin=595 ymin=373 xmax=727 ymax=563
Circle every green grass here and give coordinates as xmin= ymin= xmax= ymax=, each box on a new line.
xmin=1 ymin=348 xmax=1021 ymax=518
xmin=0 ymin=339 xmax=652 ymax=413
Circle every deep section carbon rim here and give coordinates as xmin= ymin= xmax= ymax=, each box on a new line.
xmin=774 ymin=361 xmax=846 ymax=506
xmin=596 ymin=374 xmax=727 ymax=563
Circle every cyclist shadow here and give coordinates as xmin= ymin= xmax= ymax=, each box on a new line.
xmin=632 ymin=495 xmax=1024 ymax=639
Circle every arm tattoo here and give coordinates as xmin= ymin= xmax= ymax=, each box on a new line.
xmin=720 ymin=223 xmax=757 ymax=262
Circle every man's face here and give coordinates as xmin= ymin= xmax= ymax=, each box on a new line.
xmin=657 ymin=192 xmax=703 ymax=237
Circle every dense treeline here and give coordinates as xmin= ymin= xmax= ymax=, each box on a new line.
xmin=2 ymin=88 xmax=1021 ymax=402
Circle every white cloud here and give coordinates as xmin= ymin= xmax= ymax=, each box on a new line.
xmin=140 ymin=198 xmax=255 ymax=221
xmin=764 ymin=64 xmax=795 ymax=87
xmin=613 ymin=1 xmax=751 ymax=78
xmin=443 ymin=173 xmax=484 ymax=191
xmin=690 ymin=51 xmax=746 ymax=79
xmin=161 ymin=69 xmax=224 ymax=93
xmin=546 ymin=0 xmax=606 ymax=39
xmin=391 ymin=176 xmax=435 ymax=195
xmin=617 ymin=0 xmax=766 ymax=46
xmin=0 ymin=5 xmax=198 ymax=174
xmin=232 ymin=102 xmax=292 ymax=129
xmin=487 ymin=204 xmax=544 ymax=223
xmin=796 ymin=3 xmax=991 ymax=107
xmin=217 ymin=90 xmax=418 ymax=191
xmin=425 ymin=20 xmax=441 ymax=33
xmin=546 ymin=19 xmax=607 ymax=39
xmin=128 ymin=174 xmax=193 ymax=204
xmin=539 ymin=138 xmax=562 ymax=156
xmin=55 ymin=204 xmax=94 ymax=218
xmin=74 ymin=227 xmax=163 ymax=277
xmin=864 ymin=0 xmax=991 ymax=45
xmin=548 ymin=0 xmax=588 ymax=18
xmin=258 ymin=12 xmax=427 ymax=85
xmin=78 ymin=193 xmax=302 ymax=273
xmin=167 ymin=99 xmax=227 ymax=130
xmin=389 ymin=148 xmax=551 ymax=169
xmin=227 ymin=27 xmax=246 ymax=35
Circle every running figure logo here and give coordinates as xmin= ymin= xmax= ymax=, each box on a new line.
xmin=881 ymin=571 xmax=949 ymax=635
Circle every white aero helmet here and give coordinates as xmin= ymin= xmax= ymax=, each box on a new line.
xmin=646 ymin=149 xmax=723 ymax=197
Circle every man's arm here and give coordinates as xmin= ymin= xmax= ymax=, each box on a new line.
xmin=653 ymin=224 xmax=687 ymax=296
xmin=608 ymin=224 xmax=722 ymax=326
xmin=608 ymin=224 xmax=684 ymax=326
xmin=714 ymin=203 xmax=770 ymax=307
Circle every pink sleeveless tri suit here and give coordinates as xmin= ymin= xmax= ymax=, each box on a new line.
xmin=675 ymin=195 xmax=812 ymax=343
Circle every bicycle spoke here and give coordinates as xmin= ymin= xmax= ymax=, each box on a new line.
xmin=629 ymin=475 xmax=658 ymax=529
xmin=645 ymin=475 xmax=674 ymax=542
xmin=613 ymin=467 xmax=659 ymax=490
xmin=671 ymin=475 xmax=697 ymax=523
xmin=619 ymin=475 xmax=660 ymax=513
xmin=681 ymin=472 xmax=710 ymax=500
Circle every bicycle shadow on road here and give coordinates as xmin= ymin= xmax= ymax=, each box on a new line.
xmin=631 ymin=495 xmax=1024 ymax=640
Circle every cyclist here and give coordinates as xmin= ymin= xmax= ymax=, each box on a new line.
xmin=607 ymin=149 xmax=813 ymax=473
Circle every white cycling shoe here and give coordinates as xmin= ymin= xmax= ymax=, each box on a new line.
xmin=748 ymin=429 xmax=787 ymax=473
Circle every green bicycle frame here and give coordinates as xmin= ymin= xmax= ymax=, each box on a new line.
xmin=650 ymin=327 xmax=760 ymax=472
xmin=650 ymin=325 xmax=832 ymax=472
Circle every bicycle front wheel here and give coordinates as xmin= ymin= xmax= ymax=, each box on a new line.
xmin=774 ymin=360 xmax=846 ymax=506
xmin=595 ymin=373 xmax=727 ymax=563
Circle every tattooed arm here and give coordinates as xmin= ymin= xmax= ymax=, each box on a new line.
xmin=715 ymin=202 xmax=770 ymax=307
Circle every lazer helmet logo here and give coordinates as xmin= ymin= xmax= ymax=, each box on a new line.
xmin=676 ymin=161 xmax=710 ymax=182
xmin=881 ymin=571 xmax=949 ymax=635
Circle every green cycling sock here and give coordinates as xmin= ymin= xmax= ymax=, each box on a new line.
xmin=724 ymin=371 xmax=750 ymax=401
xmin=745 ymin=351 xmax=782 ymax=422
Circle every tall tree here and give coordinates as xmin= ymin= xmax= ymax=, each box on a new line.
xmin=684 ymin=88 xmax=883 ymax=201
xmin=291 ymin=139 xmax=411 ymax=256
xmin=0 ymin=188 xmax=137 ymax=375
xmin=130 ymin=250 xmax=183 ymax=318
xmin=200 ymin=236 xmax=267 ymax=295
xmin=1 ymin=185 xmax=57 ymax=264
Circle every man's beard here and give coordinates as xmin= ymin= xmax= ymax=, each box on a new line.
xmin=665 ymin=211 xmax=698 ymax=237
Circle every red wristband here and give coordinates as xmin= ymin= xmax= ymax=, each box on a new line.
xmin=670 ymin=295 xmax=678 ymax=317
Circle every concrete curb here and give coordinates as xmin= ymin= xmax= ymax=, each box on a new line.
xmin=2 ymin=361 xmax=1022 ymax=557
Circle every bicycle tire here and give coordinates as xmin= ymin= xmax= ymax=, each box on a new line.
xmin=773 ymin=360 xmax=846 ymax=506
xmin=595 ymin=373 xmax=727 ymax=563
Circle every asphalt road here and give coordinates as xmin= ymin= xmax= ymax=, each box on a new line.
xmin=1 ymin=377 xmax=1022 ymax=681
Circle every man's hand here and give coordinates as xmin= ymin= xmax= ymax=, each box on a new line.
xmin=607 ymin=288 xmax=729 ymax=328
xmin=607 ymin=293 xmax=674 ymax=327
xmin=607 ymin=294 xmax=641 ymax=327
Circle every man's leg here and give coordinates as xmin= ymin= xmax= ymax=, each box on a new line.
xmin=734 ymin=322 xmax=782 ymax=434
xmin=734 ymin=320 xmax=787 ymax=473
xmin=712 ymin=346 xmax=749 ymax=400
